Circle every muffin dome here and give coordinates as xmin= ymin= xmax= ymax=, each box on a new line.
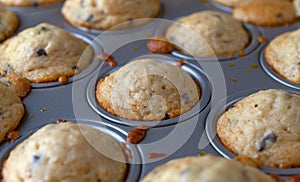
xmin=217 ymin=89 xmax=300 ymax=168
xmin=61 ymin=0 xmax=160 ymax=30
xmin=1 ymin=122 xmax=127 ymax=182
xmin=0 ymin=23 xmax=92 ymax=83
xmin=0 ymin=0 xmax=61 ymax=6
xmin=164 ymin=11 xmax=249 ymax=57
xmin=214 ymin=0 xmax=290 ymax=8
xmin=232 ymin=0 xmax=296 ymax=26
xmin=265 ymin=28 xmax=300 ymax=85
xmin=142 ymin=155 xmax=275 ymax=182
xmin=96 ymin=58 xmax=200 ymax=121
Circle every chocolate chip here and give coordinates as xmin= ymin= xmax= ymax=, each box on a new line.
xmin=257 ymin=132 xmax=277 ymax=152
xmin=36 ymin=48 xmax=47 ymax=57
xmin=71 ymin=65 xmax=78 ymax=70
xmin=276 ymin=13 xmax=283 ymax=19
xmin=39 ymin=26 xmax=48 ymax=32
xmin=164 ymin=114 xmax=170 ymax=120
xmin=33 ymin=155 xmax=40 ymax=163
xmin=254 ymin=104 xmax=258 ymax=108
xmin=86 ymin=14 xmax=94 ymax=22
xmin=32 ymin=1 xmax=38 ymax=6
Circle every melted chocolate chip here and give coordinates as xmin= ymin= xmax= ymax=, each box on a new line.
xmin=257 ymin=132 xmax=277 ymax=152
xmin=36 ymin=49 xmax=47 ymax=57
xmin=254 ymin=104 xmax=258 ymax=108
xmin=33 ymin=155 xmax=40 ymax=163
xmin=276 ymin=13 xmax=283 ymax=19
xmin=164 ymin=114 xmax=170 ymax=120
xmin=39 ymin=26 xmax=48 ymax=32
xmin=86 ymin=14 xmax=94 ymax=22
xmin=32 ymin=1 xmax=38 ymax=7
xmin=71 ymin=65 xmax=78 ymax=70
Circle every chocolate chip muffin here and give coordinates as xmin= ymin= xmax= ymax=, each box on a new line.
xmin=0 ymin=0 xmax=61 ymax=7
xmin=0 ymin=5 xmax=18 ymax=42
xmin=142 ymin=155 xmax=275 ymax=182
xmin=61 ymin=0 xmax=160 ymax=30
xmin=0 ymin=23 xmax=93 ymax=83
xmin=0 ymin=80 xmax=24 ymax=143
xmin=164 ymin=11 xmax=250 ymax=57
xmin=2 ymin=122 xmax=127 ymax=182
xmin=96 ymin=58 xmax=200 ymax=121
xmin=217 ymin=89 xmax=300 ymax=168
xmin=265 ymin=28 xmax=300 ymax=85
xmin=232 ymin=0 xmax=296 ymax=26
xmin=214 ymin=0 xmax=290 ymax=8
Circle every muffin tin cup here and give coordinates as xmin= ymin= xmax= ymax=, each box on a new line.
xmin=206 ymin=0 xmax=233 ymax=13
xmin=0 ymin=120 xmax=142 ymax=182
xmin=205 ymin=88 xmax=300 ymax=176
xmin=86 ymin=53 xmax=212 ymax=127
xmin=260 ymin=48 xmax=300 ymax=90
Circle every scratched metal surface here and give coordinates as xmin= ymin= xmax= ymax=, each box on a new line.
xmin=0 ymin=0 xmax=300 ymax=181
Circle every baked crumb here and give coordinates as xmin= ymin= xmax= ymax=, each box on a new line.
xmin=126 ymin=125 xmax=149 ymax=144
xmin=147 ymin=36 xmax=174 ymax=54
xmin=6 ymin=131 xmax=20 ymax=142
xmin=257 ymin=36 xmax=267 ymax=43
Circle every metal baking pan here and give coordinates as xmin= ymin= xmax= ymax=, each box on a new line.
xmin=0 ymin=0 xmax=299 ymax=181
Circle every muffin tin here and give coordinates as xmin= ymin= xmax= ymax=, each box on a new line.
xmin=0 ymin=0 xmax=300 ymax=181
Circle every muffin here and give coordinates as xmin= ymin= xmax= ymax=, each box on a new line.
xmin=213 ymin=0 xmax=257 ymax=7
xmin=217 ymin=89 xmax=300 ymax=168
xmin=164 ymin=11 xmax=250 ymax=57
xmin=265 ymin=28 xmax=300 ymax=85
xmin=95 ymin=58 xmax=200 ymax=121
xmin=0 ymin=80 xmax=24 ymax=143
xmin=61 ymin=0 xmax=161 ymax=30
xmin=1 ymin=122 xmax=127 ymax=182
xmin=0 ymin=23 xmax=93 ymax=83
xmin=0 ymin=5 xmax=18 ymax=42
xmin=232 ymin=0 xmax=296 ymax=26
xmin=0 ymin=0 xmax=61 ymax=6
xmin=142 ymin=155 xmax=275 ymax=182
xmin=214 ymin=0 xmax=290 ymax=8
